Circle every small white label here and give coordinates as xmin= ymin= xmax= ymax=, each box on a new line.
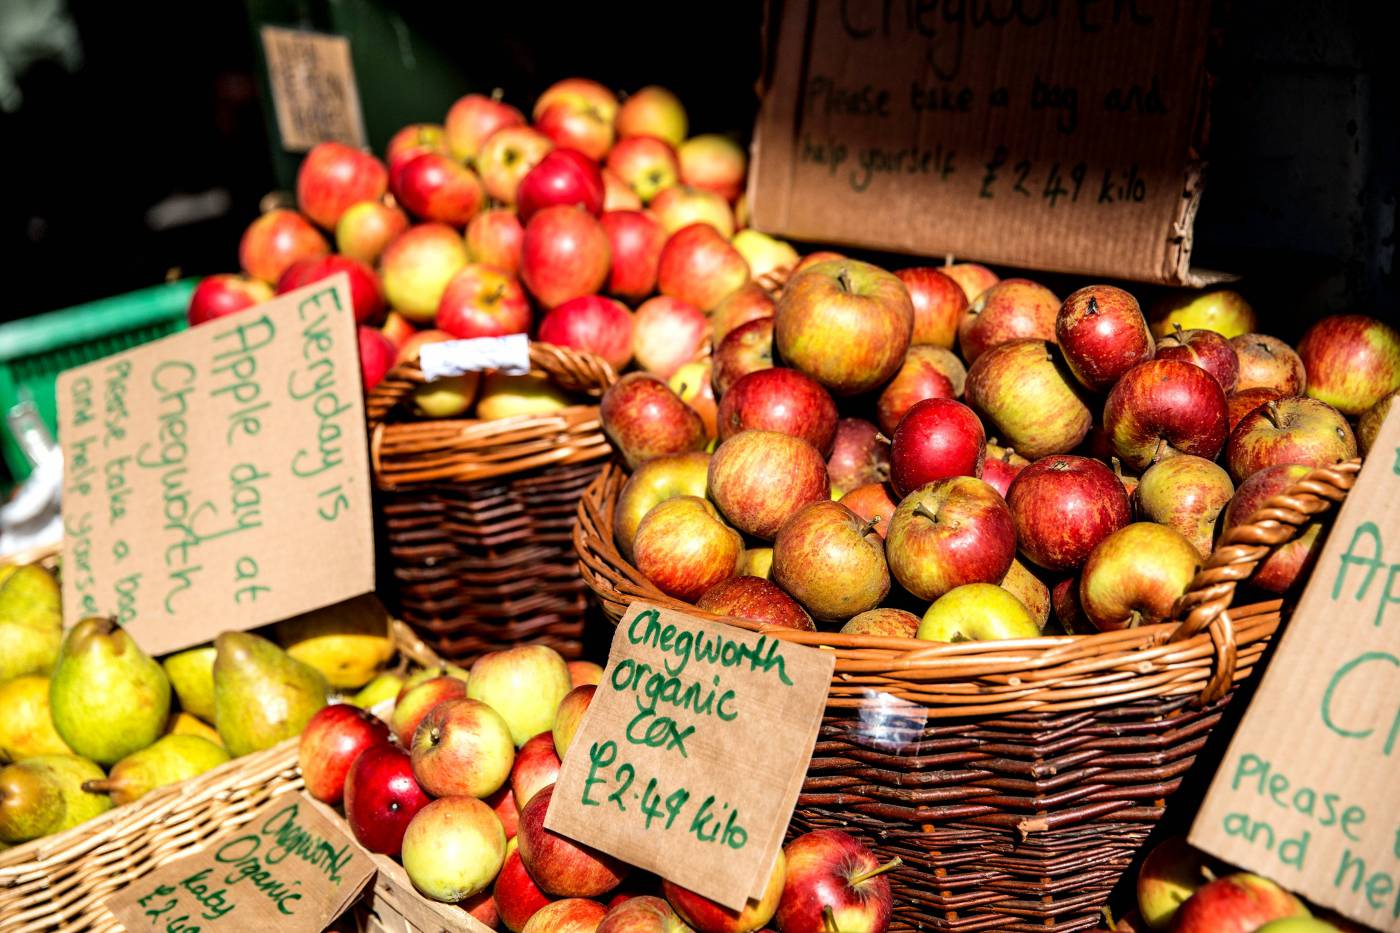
xmin=420 ymin=334 xmax=532 ymax=380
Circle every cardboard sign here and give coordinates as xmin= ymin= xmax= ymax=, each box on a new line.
xmin=750 ymin=0 xmax=1221 ymax=285
xmin=1190 ymin=408 xmax=1400 ymax=931
xmin=260 ymin=26 xmax=367 ymax=152
xmin=359 ymin=854 xmax=495 ymax=933
xmin=106 ymin=792 xmax=375 ymax=932
xmin=56 ymin=274 xmax=375 ymax=657
xmin=546 ymin=602 xmax=834 ymax=911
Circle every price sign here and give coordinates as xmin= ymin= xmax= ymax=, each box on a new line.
xmin=260 ymin=26 xmax=366 ymax=152
xmin=547 ymin=602 xmax=834 ymax=911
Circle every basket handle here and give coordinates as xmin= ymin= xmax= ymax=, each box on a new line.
xmin=1168 ymin=458 xmax=1360 ymax=703
xmin=389 ymin=618 xmax=447 ymax=669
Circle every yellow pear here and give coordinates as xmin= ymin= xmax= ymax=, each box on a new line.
xmin=164 ymin=712 xmax=223 ymax=747
xmin=214 ymin=631 xmax=328 ymax=756
xmin=275 ymin=594 xmax=394 ymax=689
xmin=85 ymin=735 xmax=230 ymax=806
xmin=0 ymin=755 xmax=111 ymax=843
xmin=351 ymin=672 xmax=405 ymax=709
xmin=161 ymin=645 xmax=217 ymax=722
xmin=0 ymin=676 xmax=73 ymax=761
xmin=50 ymin=618 xmax=171 ymax=766
xmin=0 ymin=564 xmax=63 ymax=681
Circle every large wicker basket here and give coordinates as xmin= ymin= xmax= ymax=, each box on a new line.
xmin=576 ymin=457 xmax=1362 ymax=931
xmin=367 ymin=341 xmax=616 ymax=665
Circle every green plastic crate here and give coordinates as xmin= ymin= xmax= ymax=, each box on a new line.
xmin=0 ymin=280 xmax=196 ymax=482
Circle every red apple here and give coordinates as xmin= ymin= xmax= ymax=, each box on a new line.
xmin=1227 ymin=386 xmax=1286 ymax=431
xmin=380 ymin=223 xmax=470 ymax=322
xmin=776 ymin=830 xmax=898 ymax=933
xmin=343 ymin=743 xmax=431 ymax=856
xmin=387 ymin=122 xmax=449 ymax=173
xmin=1297 ymin=313 xmax=1400 ymax=415
xmin=521 ymin=205 xmax=611 ymax=309
xmin=239 ymin=209 xmax=329 ymax=284
xmin=657 ymin=223 xmax=749 ymax=311
xmin=536 ymin=100 xmax=614 ymax=162
xmin=634 ymin=496 xmax=743 ymax=602
xmin=381 ymin=310 xmax=417 ymax=350
xmin=676 ymin=134 xmax=747 ymax=203
xmin=602 ymin=168 xmax=644 ymax=211
xmin=479 ymin=125 xmax=555 ymax=205
xmin=775 ymin=259 xmax=914 ymax=396
xmin=600 ymin=373 xmax=708 ymax=469
xmin=496 ymin=848 xmax=555 ymax=931
xmin=1135 ymin=455 xmax=1234 ymax=557
xmin=531 ymin=78 xmax=618 ymax=129
xmin=187 ymin=274 xmax=272 ymax=326
xmin=1055 ymin=285 xmax=1155 ymax=392
xmin=1221 ymin=464 xmax=1325 ymax=593
xmin=1103 ymin=359 xmax=1229 ymax=471
xmin=1154 ymin=325 xmax=1240 ymax=393
xmin=886 ymin=476 xmax=1015 ymax=601
xmin=488 ymin=785 xmax=519 ymax=841
xmin=958 ymin=278 xmax=1059 ymax=364
xmin=605 ymin=136 xmax=680 ymax=204
xmin=598 ymin=894 xmax=684 ymax=932
xmin=390 ymin=674 xmax=469 ymax=745
xmin=296 ymin=141 xmax=388 ymax=229
xmin=840 ymin=607 xmax=919 ymax=637
xmin=1051 ymin=574 xmax=1090 ymax=633
xmin=1225 ymin=396 xmax=1356 ymax=483
xmin=511 ymin=732 xmax=561 ymax=810
xmin=708 ymin=430 xmax=831 ymax=540
xmin=464 ymin=891 xmax=500 ymax=928
xmin=632 ymin=296 xmax=709 ymax=378
xmin=393 ymin=152 xmax=484 ymax=227
xmin=711 ymin=283 xmax=777 ymax=344
xmin=827 ymin=418 xmax=891 ymax=495
xmin=538 ymin=295 xmax=635 ymax=372
xmin=1171 ymin=874 xmax=1309 ymax=933
xmin=446 ymin=93 xmax=526 ymax=164
xmin=1078 ymin=522 xmax=1199 ymax=630
xmin=794 ymin=250 xmax=845 ymax=273
xmin=696 ymin=575 xmax=815 ymax=630
xmin=336 ymin=200 xmax=410 ymax=266
xmin=711 ymin=317 xmax=775 ymax=396
xmin=663 ymin=850 xmax=784 ymax=933
xmin=1006 ymin=455 xmax=1132 ymax=571
xmin=876 ymin=346 xmax=966 ymax=435
xmin=612 ymin=451 xmax=711 ymax=560
xmin=717 ymin=368 xmax=838 ymax=454
xmin=942 ymin=262 xmax=999 ymax=302
xmin=552 ymin=684 xmax=595 ymax=760
xmin=601 ymin=210 xmax=666 ymax=302
xmin=772 ymin=499 xmax=890 ymax=622
xmin=669 ymin=361 xmax=718 ymax=440
xmin=965 ymin=340 xmax=1092 ymax=459
xmin=981 ymin=440 xmax=1029 ymax=498
xmin=518 ymin=784 xmax=629 ymax=897
xmin=358 ymin=326 xmax=397 ymax=391
xmin=896 ymin=266 xmax=968 ymax=349
xmin=888 ymin=398 xmax=986 ymax=498
xmin=298 ymin=704 xmax=390 ymax=805
xmin=411 ymin=697 xmax=516 ymax=798
xmin=395 ymin=328 xmax=451 ymax=366
xmin=518 ymin=149 xmax=605 ymax=223
xmin=466 ymin=208 xmax=526 ymax=277
xmin=616 ymin=86 xmax=687 ymax=145
xmin=522 ymin=898 xmax=609 ymax=933
xmin=436 ymin=263 xmax=532 ymax=339
xmin=276 ymin=254 xmax=384 ymax=323
xmin=839 ymin=483 xmax=897 ymax=539
xmin=1135 ymin=836 xmax=1210 ymax=931
xmin=1231 ymin=333 xmax=1306 ymax=395
xmin=651 ymin=185 xmax=735 ymax=237
xmin=567 ymin=662 xmax=603 ymax=689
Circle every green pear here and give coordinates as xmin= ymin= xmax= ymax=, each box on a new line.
xmin=84 ymin=735 xmax=230 ymax=806
xmin=161 ymin=645 xmax=217 ymax=722
xmin=49 ymin=618 xmax=171 ymax=766
xmin=0 ymin=675 xmax=74 ymax=762
xmin=213 ymin=631 xmax=328 ymax=756
xmin=0 ymin=755 xmax=111 ymax=843
xmin=0 ymin=564 xmax=63 ymax=681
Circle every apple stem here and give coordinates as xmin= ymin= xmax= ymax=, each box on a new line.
xmin=822 ymin=905 xmax=841 ymax=932
xmin=676 ymin=382 xmax=690 ymax=396
xmin=1127 ymin=609 xmax=1143 ymax=629
xmin=944 ymin=253 xmax=954 ymax=267
xmin=874 ymin=432 xmax=891 ymax=444
xmin=491 ymin=87 xmax=505 ymax=101
xmin=850 ymin=856 xmax=902 ymax=886
xmin=1111 ymin=456 xmax=1125 ymax=478
xmin=861 ymin=516 xmax=882 ymax=537
xmin=1172 ymin=321 xmax=1184 ymax=336
xmin=1200 ymin=864 xmax=1218 ymax=884
xmin=837 ymin=268 xmax=852 ymax=293
xmin=1001 ymin=447 xmax=1015 ymax=463
xmin=1263 ymin=400 xmax=1281 ymax=428
xmin=913 ymin=502 xmax=940 ymax=524
xmin=1150 ymin=438 xmax=1166 ymax=466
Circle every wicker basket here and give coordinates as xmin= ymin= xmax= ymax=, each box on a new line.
xmin=576 ymin=458 xmax=1362 ymax=932
xmin=367 ymin=341 xmax=617 ymax=665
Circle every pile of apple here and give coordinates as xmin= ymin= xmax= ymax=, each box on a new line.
xmin=598 ymin=255 xmax=1400 ymax=640
xmin=302 ymin=646 xmax=902 ymax=932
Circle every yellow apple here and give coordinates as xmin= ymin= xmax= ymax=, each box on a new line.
xmin=918 ymin=583 xmax=1040 ymax=641
xmin=414 ymin=373 xmax=480 ymax=418
xmin=732 ymin=229 xmax=799 ymax=281
xmin=475 ymin=373 xmax=571 ymax=419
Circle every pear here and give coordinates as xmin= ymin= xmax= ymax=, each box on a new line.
xmin=161 ymin=645 xmax=217 ymax=722
xmin=0 ymin=675 xmax=74 ymax=762
xmin=275 ymin=594 xmax=394 ymax=689
xmin=0 ymin=755 xmax=111 ymax=843
xmin=213 ymin=631 xmax=328 ymax=756
xmin=84 ymin=735 xmax=230 ymax=806
xmin=0 ymin=564 xmax=63 ymax=681
xmin=351 ymin=671 xmax=405 ymax=709
xmin=164 ymin=712 xmax=224 ymax=747
xmin=49 ymin=618 xmax=171 ymax=766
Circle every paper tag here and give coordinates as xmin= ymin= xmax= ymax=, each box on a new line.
xmin=105 ymin=792 xmax=375 ymax=932
xmin=260 ymin=26 xmax=366 ymax=152
xmin=546 ymin=602 xmax=834 ymax=911
xmin=56 ymin=274 xmax=376 ymax=657
xmin=1190 ymin=408 xmax=1400 ymax=931
xmin=419 ymin=335 xmax=532 ymax=380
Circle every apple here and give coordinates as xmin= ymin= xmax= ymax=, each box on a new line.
xmin=518 ymin=149 xmax=606 ymax=223
xmin=676 ymin=134 xmax=747 ymax=202
xmin=1055 ymin=284 xmax=1155 ymax=392
xmin=612 ymin=451 xmax=710 ymax=561
xmin=732 ymin=230 xmax=800 ymax=282
xmin=1051 ymin=574 xmax=1090 ymax=633
xmin=239 ymin=209 xmax=329 ymax=284
xmin=539 ymin=295 xmax=635 ymax=372
xmin=1231 ymin=333 xmax=1306 ymax=395
xmin=1358 ymin=389 xmax=1398 ymax=455
xmin=1136 ymin=455 xmax=1234 ymax=556
xmin=886 ymin=476 xmax=1016 ymax=601
xmin=965 ymin=340 xmax=1093 ymax=459
xmin=519 ymin=785 xmax=629 ymax=897
xmin=399 ymin=664 xmax=471 ymax=693
xmin=697 ymin=575 xmax=815 ymax=631
xmin=336 ymin=200 xmax=410 ymax=265
xmin=1221 ymin=464 xmax=1325 ymax=593
xmin=717 ymin=368 xmax=838 ymax=454
xmin=839 ymin=483 xmax=897 ymax=539
xmin=1136 ymin=836 xmax=1209 ymax=931
xmin=958 ymin=278 xmax=1059 ymax=364
xmin=1000 ymin=558 xmax=1050 ymax=628
xmin=276 ymin=253 xmax=385 ymax=323
xmin=298 ymin=704 xmax=390 ymax=805
xmin=413 ymin=372 xmax=479 ymax=418
xmin=387 ymin=122 xmax=450 ymax=173
xmin=296 ymin=141 xmax=388 ymax=229
xmin=446 ymin=93 xmax=526 ymax=164
xmin=381 ymin=310 xmax=418 ymax=350
xmin=465 ymin=891 xmax=500 ymax=928
xmin=711 ymin=282 xmax=776 ymax=343
xmin=634 ymin=496 xmax=743 ymax=602
xmin=981 ymin=440 xmax=1029 ymax=498
xmin=1154 ymin=324 xmax=1240 ymax=394
xmin=896 ymin=266 xmax=968 ymax=348
xmin=840 ymin=607 xmax=919 ymax=637
xmin=602 ymin=168 xmax=644 ymax=211
xmin=552 ymin=684 xmax=595 ymax=760
xmin=489 ymin=786 xmax=519 ymax=841
xmin=521 ymin=205 xmax=612 ymax=308
xmin=1255 ymin=921 xmax=1343 ymax=933
xmin=380 ymin=223 xmax=470 ymax=322
xmin=632 ymin=296 xmax=709 ymax=378
xmin=877 ymin=346 xmax=966 ymax=435
xmin=605 ymin=136 xmax=680 ymax=204
xmin=711 ymin=317 xmax=775 ymax=396
xmin=411 ymin=697 xmax=515 ymax=798
xmin=1078 ymin=522 xmax=1199 ymax=630
xmin=523 ymin=899 xmax=610 ymax=933
xmin=776 ymin=259 xmax=914 ymax=396
xmin=392 ymin=152 xmax=485 ymax=226
xmin=651 ymin=185 xmax=735 ymax=237
xmin=942 ymin=262 xmax=999 ymax=302
xmin=358 ymin=326 xmax=398 ymax=391
xmin=598 ymin=895 xmax=685 ymax=932
xmin=740 ymin=547 xmax=773 ymax=578
xmin=467 ymin=645 xmax=574 ymax=747
xmin=1297 ymin=313 xmax=1400 ymax=415
xmin=616 ymin=86 xmax=687 ymax=145
xmin=479 ymin=125 xmax=555 ymax=204
xmin=511 ymin=732 xmax=562 ymax=810
xmin=435 ymin=263 xmax=531 ymax=339
xmin=187 ymin=274 xmax=272 ymax=326
xmin=888 ymin=398 xmax=986 ymax=498
xmin=776 ymin=830 xmax=897 ymax=933
xmin=1225 ymin=397 xmax=1356 ymax=483
xmin=794 ymin=250 xmax=846 ymax=273
xmin=401 ymin=796 xmax=506 ymax=903
xmin=535 ymin=78 xmax=619 ymax=123
xmin=918 ymin=583 xmax=1039 ymax=642
xmin=771 ymin=500 xmax=889 ymax=624
xmin=1103 ymin=359 xmax=1229 ymax=471
xmin=496 ymin=849 xmax=555 ymax=931
xmin=1171 ymin=873 xmax=1309 ymax=933
xmin=602 ymin=210 xmax=666 ymax=301
xmin=536 ymin=100 xmax=614 ymax=162
xmin=1227 ymin=386 xmax=1286 ymax=432
xmin=1005 ymin=455 xmax=1131 ymax=572
xmin=476 ymin=372 xmax=571 ymax=419
xmin=466 ymin=208 xmax=526 ymax=277
xmin=600 ymin=373 xmax=708 ymax=469
xmin=657 ymin=223 xmax=749 ymax=311
xmin=390 ymin=674 xmax=469 ymax=745
xmin=1149 ymin=289 xmax=1257 ymax=339
xmin=828 ymin=418 xmax=891 ymax=495
xmin=568 ymin=662 xmax=603 ymax=688
xmin=669 ymin=361 xmax=718 ymax=439
xmin=343 ymin=743 xmax=431 ymax=856
xmin=708 ymin=430 xmax=831 ymax=539
xmin=663 ymin=850 xmax=784 ymax=933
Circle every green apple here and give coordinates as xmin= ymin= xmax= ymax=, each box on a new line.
xmin=917 ymin=583 xmax=1040 ymax=642
xmin=732 ymin=229 xmax=799 ymax=281
xmin=467 ymin=645 xmax=573 ymax=747
xmin=401 ymin=796 xmax=506 ymax=902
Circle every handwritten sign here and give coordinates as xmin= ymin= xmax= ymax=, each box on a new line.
xmin=750 ymin=0 xmax=1220 ymax=285
xmin=260 ymin=26 xmax=366 ymax=152
xmin=1190 ymin=408 xmax=1400 ymax=931
xmin=546 ymin=602 xmax=834 ymax=911
xmin=56 ymin=274 xmax=375 ymax=657
xmin=106 ymin=792 xmax=375 ymax=932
